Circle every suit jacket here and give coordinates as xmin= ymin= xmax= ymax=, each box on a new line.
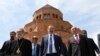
xmin=10 ymin=38 xmax=32 ymax=56
xmin=0 ymin=40 xmax=11 ymax=55
xmin=41 ymin=34 xmax=63 ymax=56
xmin=36 ymin=44 xmax=41 ymax=56
xmin=61 ymin=43 xmax=68 ymax=56
xmin=32 ymin=44 xmax=41 ymax=56
xmin=68 ymin=35 xmax=90 ymax=56
xmin=87 ymin=38 xmax=100 ymax=56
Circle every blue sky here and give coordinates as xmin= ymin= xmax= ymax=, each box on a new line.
xmin=0 ymin=0 xmax=100 ymax=48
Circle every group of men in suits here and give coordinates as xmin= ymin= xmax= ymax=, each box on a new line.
xmin=0 ymin=25 xmax=100 ymax=56
xmin=32 ymin=25 xmax=68 ymax=56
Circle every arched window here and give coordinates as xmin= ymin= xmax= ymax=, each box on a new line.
xmin=44 ymin=13 xmax=50 ymax=19
xmin=39 ymin=15 xmax=41 ymax=19
xmin=55 ymin=15 xmax=58 ymax=18
xmin=36 ymin=16 xmax=39 ymax=19
xmin=29 ymin=28 xmax=32 ymax=32
xmin=52 ymin=14 xmax=58 ymax=19
xmin=52 ymin=14 xmax=56 ymax=18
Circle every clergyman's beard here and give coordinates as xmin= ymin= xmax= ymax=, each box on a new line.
xmin=11 ymin=36 xmax=14 ymax=40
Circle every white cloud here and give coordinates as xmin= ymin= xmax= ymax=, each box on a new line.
xmin=0 ymin=0 xmax=32 ymax=46
xmin=59 ymin=0 xmax=100 ymax=24
xmin=0 ymin=0 xmax=32 ymax=27
xmin=56 ymin=0 xmax=100 ymax=45
xmin=0 ymin=40 xmax=5 ymax=49
xmin=0 ymin=42 xmax=2 ymax=49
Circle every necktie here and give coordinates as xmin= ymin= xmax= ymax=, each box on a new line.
xmin=32 ymin=44 xmax=36 ymax=56
xmin=34 ymin=44 xmax=37 ymax=56
xmin=75 ymin=35 xmax=80 ymax=44
xmin=49 ymin=34 xmax=52 ymax=53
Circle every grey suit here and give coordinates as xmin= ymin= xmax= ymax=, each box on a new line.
xmin=69 ymin=35 xmax=89 ymax=56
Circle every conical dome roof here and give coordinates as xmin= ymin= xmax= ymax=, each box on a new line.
xmin=40 ymin=4 xmax=57 ymax=9
xmin=33 ymin=4 xmax=63 ymax=20
xmin=34 ymin=4 xmax=62 ymax=15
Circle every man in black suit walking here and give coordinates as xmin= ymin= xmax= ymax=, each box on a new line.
xmin=82 ymin=30 xmax=100 ymax=56
xmin=41 ymin=25 xmax=63 ymax=56
xmin=88 ymin=38 xmax=100 ymax=56
xmin=32 ymin=36 xmax=40 ymax=56
xmin=0 ymin=31 xmax=16 ymax=56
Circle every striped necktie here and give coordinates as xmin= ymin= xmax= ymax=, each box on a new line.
xmin=75 ymin=35 xmax=80 ymax=44
xmin=49 ymin=34 xmax=52 ymax=53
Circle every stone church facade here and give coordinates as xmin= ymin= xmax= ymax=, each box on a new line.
xmin=21 ymin=4 xmax=72 ymax=45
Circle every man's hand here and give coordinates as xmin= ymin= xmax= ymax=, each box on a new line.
xmin=97 ymin=54 xmax=100 ymax=56
xmin=60 ymin=54 xmax=63 ymax=56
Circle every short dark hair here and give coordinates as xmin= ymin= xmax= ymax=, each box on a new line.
xmin=98 ymin=34 xmax=100 ymax=37
xmin=82 ymin=30 xmax=87 ymax=35
xmin=10 ymin=31 xmax=16 ymax=34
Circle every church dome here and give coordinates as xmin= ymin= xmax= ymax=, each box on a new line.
xmin=24 ymin=4 xmax=72 ymax=45
xmin=32 ymin=4 xmax=63 ymax=20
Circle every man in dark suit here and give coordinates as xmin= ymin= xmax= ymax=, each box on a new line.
xmin=10 ymin=29 xmax=32 ymax=56
xmin=41 ymin=25 xmax=63 ymax=56
xmin=32 ymin=36 xmax=40 ymax=56
xmin=0 ymin=31 xmax=16 ymax=56
xmin=82 ymin=30 xmax=100 ymax=56
xmin=68 ymin=27 xmax=89 ymax=56
xmin=88 ymin=38 xmax=100 ymax=56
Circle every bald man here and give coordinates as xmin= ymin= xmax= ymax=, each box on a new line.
xmin=41 ymin=25 xmax=63 ymax=56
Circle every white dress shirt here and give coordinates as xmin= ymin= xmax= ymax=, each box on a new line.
xmin=47 ymin=34 xmax=57 ymax=54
